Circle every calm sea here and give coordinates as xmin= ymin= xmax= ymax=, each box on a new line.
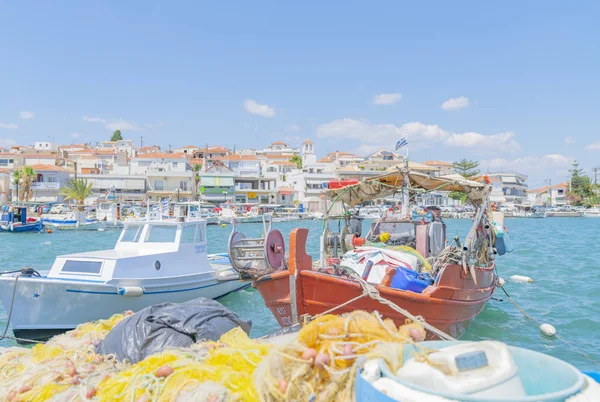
xmin=1 ymin=218 xmax=598 ymax=370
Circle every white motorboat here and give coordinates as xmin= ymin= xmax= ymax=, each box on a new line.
xmin=0 ymin=219 xmax=249 ymax=341
xmin=581 ymin=207 xmax=600 ymax=218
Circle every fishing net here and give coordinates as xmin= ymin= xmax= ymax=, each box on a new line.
xmin=95 ymin=327 xmax=270 ymax=402
xmin=0 ymin=312 xmax=130 ymax=402
xmin=254 ymin=311 xmax=425 ymax=402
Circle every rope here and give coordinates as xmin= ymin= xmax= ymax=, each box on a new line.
xmin=313 ymin=268 xmax=456 ymax=341
xmin=499 ymin=285 xmax=600 ymax=367
xmin=0 ymin=270 xmax=47 ymax=345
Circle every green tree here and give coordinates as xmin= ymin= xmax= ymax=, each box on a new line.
xmin=452 ymin=159 xmax=480 ymax=178
xmin=568 ymin=161 xmax=593 ymax=205
xmin=111 ymin=130 xmax=123 ymax=141
xmin=449 ymin=159 xmax=480 ymax=202
xmin=191 ymin=164 xmax=202 ymax=201
xmin=12 ymin=166 xmax=37 ymax=201
xmin=60 ymin=178 xmax=93 ymax=210
xmin=290 ymin=154 xmax=302 ymax=169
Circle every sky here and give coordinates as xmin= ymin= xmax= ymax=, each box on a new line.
xmin=1 ymin=1 xmax=600 ymax=189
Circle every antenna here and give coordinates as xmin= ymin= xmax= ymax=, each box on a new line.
xmin=168 ymin=144 xmax=172 ymax=153
xmin=140 ymin=136 xmax=144 ymax=149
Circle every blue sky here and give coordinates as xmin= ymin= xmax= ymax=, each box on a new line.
xmin=1 ymin=1 xmax=600 ymax=187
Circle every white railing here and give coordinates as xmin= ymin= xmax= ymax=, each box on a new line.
xmin=31 ymin=182 xmax=61 ymax=190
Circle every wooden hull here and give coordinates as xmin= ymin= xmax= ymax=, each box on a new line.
xmin=253 ymin=230 xmax=496 ymax=339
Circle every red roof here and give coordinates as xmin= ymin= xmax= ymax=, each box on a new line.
xmin=271 ymin=141 xmax=286 ymax=146
xmin=179 ymin=145 xmax=199 ymax=149
xmin=27 ymin=164 xmax=69 ymax=172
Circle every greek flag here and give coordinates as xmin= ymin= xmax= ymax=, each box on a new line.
xmin=152 ymin=198 xmax=169 ymax=214
xmin=395 ymin=138 xmax=408 ymax=150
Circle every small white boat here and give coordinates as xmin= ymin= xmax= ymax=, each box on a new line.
xmin=359 ymin=206 xmax=384 ymax=220
xmin=581 ymin=207 xmax=600 ymax=218
xmin=0 ymin=219 xmax=249 ymax=341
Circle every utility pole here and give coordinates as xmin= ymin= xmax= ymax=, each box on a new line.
xmin=592 ymin=167 xmax=599 ymax=185
xmin=140 ymin=136 xmax=144 ymax=149
xmin=545 ymin=179 xmax=552 ymax=206
xmin=168 ymin=144 xmax=172 ymax=153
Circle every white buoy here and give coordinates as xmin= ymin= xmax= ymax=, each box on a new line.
xmin=540 ymin=323 xmax=556 ymax=337
xmin=497 ymin=277 xmax=505 ymax=287
xmin=97 ymin=228 xmax=105 ymax=232
xmin=511 ymin=275 xmax=533 ymax=283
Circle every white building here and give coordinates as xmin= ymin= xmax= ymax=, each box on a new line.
xmin=199 ymin=161 xmax=235 ymax=203
xmin=528 ymin=182 xmax=569 ymax=206
xmin=289 ymin=140 xmax=337 ymax=202
xmin=100 ymin=140 xmax=136 ymax=157
xmin=34 ymin=142 xmax=59 ymax=152
xmin=487 ymin=171 xmax=528 ymax=205
xmin=174 ymin=145 xmax=200 ymax=155
xmin=131 ymin=153 xmax=193 ymax=201
xmin=257 ymin=141 xmax=299 ymax=157
xmin=26 ymin=164 xmax=70 ymax=202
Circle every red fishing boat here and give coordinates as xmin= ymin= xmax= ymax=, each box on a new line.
xmin=230 ymin=170 xmax=507 ymax=338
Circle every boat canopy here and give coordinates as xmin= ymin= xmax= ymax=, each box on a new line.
xmin=325 ymin=169 xmax=490 ymax=207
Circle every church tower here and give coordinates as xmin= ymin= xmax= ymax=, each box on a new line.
xmin=302 ymin=139 xmax=316 ymax=166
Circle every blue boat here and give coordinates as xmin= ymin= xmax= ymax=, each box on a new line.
xmin=0 ymin=206 xmax=43 ymax=233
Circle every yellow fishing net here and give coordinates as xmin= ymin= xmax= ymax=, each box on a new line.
xmin=0 ymin=310 xmax=423 ymax=402
xmin=254 ymin=311 xmax=424 ymax=401
xmin=96 ymin=327 xmax=270 ymax=401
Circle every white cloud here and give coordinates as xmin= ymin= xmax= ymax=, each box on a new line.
xmin=373 ymin=93 xmax=402 ymax=105
xmin=0 ymin=123 xmax=18 ymax=129
xmin=83 ymin=115 xmax=142 ymax=131
xmin=586 ymin=141 xmax=600 ymax=151
xmin=70 ymin=132 xmax=81 ymax=139
xmin=19 ymin=111 xmax=34 ymax=119
xmin=480 ymin=154 xmax=570 ymax=173
xmin=244 ymin=99 xmax=276 ymax=117
xmin=564 ymin=136 xmax=576 ymax=144
xmin=317 ymin=118 xmax=517 ymax=156
xmin=441 ymin=96 xmax=470 ymax=111
xmin=285 ymin=124 xmax=300 ymax=132
xmin=445 ymin=131 xmax=520 ymax=153
xmin=0 ymin=138 xmax=17 ymax=148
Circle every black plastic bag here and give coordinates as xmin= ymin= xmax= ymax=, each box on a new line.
xmin=95 ymin=297 xmax=251 ymax=363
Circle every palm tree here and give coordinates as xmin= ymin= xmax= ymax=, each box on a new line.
xmin=191 ymin=163 xmax=202 ymax=201
xmin=11 ymin=169 xmax=22 ymax=201
xmin=60 ymin=178 xmax=93 ymax=210
xmin=19 ymin=166 xmax=37 ymax=201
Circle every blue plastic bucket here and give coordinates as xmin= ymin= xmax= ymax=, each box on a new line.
xmin=356 ymin=341 xmax=585 ymax=402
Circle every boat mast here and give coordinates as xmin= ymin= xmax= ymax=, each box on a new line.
xmin=401 ymin=139 xmax=410 ymax=219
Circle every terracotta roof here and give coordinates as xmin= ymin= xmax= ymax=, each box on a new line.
xmin=205 ymin=146 xmax=229 ymax=153
xmin=27 ymin=164 xmax=69 ymax=172
xmin=423 ymin=160 xmax=453 ymax=167
xmin=179 ymin=145 xmax=199 ymax=149
xmin=190 ymin=159 xmax=203 ymax=165
xmin=318 ymin=157 xmax=333 ymax=163
xmin=265 ymin=153 xmax=292 ymax=159
xmin=271 ymin=141 xmax=286 ymax=146
xmin=530 ymin=182 xmax=569 ymax=193
xmin=303 ymin=139 xmax=313 ymax=145
xmin=0 ymin=168 xmax=11 ymax=173
xmin=138 ymin=146 xmax=160 ymax=151
xmin=59 ymin=144 xmax=87 ymax=148
xmin=134 ymin=152 xmax=187 ymax=160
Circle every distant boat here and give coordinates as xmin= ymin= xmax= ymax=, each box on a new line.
xmin=0 ymin=206 xmax=43 ymax=233
xmin=0 ymin=219 xmax=249 ymax=341
xmin=581 ymin=207 xmax=600 ymax=218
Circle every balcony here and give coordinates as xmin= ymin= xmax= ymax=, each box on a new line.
xmin=31 ymin=182 xmax=61 ymax=190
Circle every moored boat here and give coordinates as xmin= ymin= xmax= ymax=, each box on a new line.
xmin=0 ymin=205 xmax=43 ymax=233
xmin=249 ymin=170 xmax=508 ymax=339
xmin=0 ymin=219 xmax=249 ymax=341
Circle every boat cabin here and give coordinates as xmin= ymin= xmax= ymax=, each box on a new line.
xmin=47 ymin=221 xmax=209 ymax=282
xmin=1 ymin=206 xmax=30 ymax=225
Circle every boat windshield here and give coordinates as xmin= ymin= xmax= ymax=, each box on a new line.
xmin=144 ymin=224 xmax=177 ymax=243
xmin=120 ymin=225 xmax=144 ymax=242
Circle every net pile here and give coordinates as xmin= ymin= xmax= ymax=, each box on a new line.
xmin=254 ymin=311 xmax=425 ymax=402
xmin=96 ymin=327 xmax=270 ymax=402
xmin=0 ymin=312 xmax=131 ymax=402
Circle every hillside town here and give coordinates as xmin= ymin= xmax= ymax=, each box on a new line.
xmin=0 ymin=132 xmax=595 ymax=210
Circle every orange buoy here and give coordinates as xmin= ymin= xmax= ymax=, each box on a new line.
xmin=46 ymin=229 xmax=52 ymax=234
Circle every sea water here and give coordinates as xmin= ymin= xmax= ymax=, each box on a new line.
xmin=0 ymin=218 xmax=598 ymax=371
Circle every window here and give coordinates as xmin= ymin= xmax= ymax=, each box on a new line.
xmin=180 ymin=224 xmax=196 ymax=243
xmin=172 ymin=162 xmax=178 ymax=168
xmin=121 ymin=225 xmax=144 ymax=242
xmin=180 ymin=181 xmax=188 ymax=191
xmin=62 ymin=260 xmax=102 ymax=274
xmin=145 ymin=225 xmax=177 ymax=242
xmin=154 ymin=180 xmax=164 ymax=191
